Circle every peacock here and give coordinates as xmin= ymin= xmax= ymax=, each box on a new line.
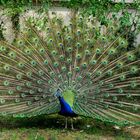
xmin=0 ymin=11 xmax=140 ymax=129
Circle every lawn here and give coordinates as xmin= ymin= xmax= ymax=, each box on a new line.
xmin=0 ymin=115 xmax=139 ymax=140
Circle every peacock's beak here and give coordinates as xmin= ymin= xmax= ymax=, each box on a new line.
xmin=54 ymin=92 xmax=58 ymax=98
xmin=54 ymin=89 xmax=62 ymax=98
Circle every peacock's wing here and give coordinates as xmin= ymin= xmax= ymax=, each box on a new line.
xmin=0 ymin=12 xmax=139 ymax=125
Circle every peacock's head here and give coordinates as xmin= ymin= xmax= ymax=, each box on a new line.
xmin=54 ymin=89 xmax=62 ymax=98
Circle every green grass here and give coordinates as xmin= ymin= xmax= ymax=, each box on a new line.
xmin=0 ymin=115 xmax=139 ymax=140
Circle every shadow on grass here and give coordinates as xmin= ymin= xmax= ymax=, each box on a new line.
xmin=0 ymin=115 xmax=139 ymax=139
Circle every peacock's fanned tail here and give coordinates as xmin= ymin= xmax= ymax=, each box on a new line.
xmin=0 ymin=12 xmax=139 ymax=126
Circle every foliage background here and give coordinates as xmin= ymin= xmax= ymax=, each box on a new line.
xmin=0 ymin=0 xmax=140 ymax=49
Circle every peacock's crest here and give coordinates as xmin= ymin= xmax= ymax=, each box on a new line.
xmin=0 ymin=11 xmax=139 ymax=126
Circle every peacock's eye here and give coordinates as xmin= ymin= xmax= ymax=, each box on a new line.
xmin=67 ymin=47 xmax=73 ymax=53
xmin=3 ymin=80 xmax=10 ymax=86
xmin=44 ymin=59 xmax=48 ymax=65
xmin=90 ymin=60 xmax=97 ymax=65
xmin=39 ymin=48 xmax=45 ymax=54
xmin=8 ymin=90 xmax=14 ymax=95
xmin=16 ymin=74 xmax=22 ymax=80
xmin=59 ymin=43 xmax=63 ymax=47
xmin=61 ymin=66 xmax=66 ymax=72
xmin=81 ymin=63 xmax=87 ymax=69
xmin=95 ymin=48 xmax=101 ymax=54
xmin=51 ymin=50 xmax=57 ymax=56
xmin=53 ymin=62 xmax=59 ymax=68
xmin=75 ymin=67 xmax=80 ymax=72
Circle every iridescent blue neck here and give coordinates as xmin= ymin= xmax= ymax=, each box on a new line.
xmin=58 ymin=96 xmax=77 ymax=117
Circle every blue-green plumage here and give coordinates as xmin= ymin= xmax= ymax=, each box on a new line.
xmin=55 ymin=89 xmax=77 ymax=117
xmin=58 ymin=96 xmax=77 ymax=117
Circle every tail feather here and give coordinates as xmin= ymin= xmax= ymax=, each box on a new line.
xmin=0 ymin=12 xmax=139 ymax=125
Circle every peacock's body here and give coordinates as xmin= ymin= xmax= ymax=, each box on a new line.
xmin=0 ymin=12 xmax=140 ymax=126
xmin=55 ymin=89 xmax=77 ymax=118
